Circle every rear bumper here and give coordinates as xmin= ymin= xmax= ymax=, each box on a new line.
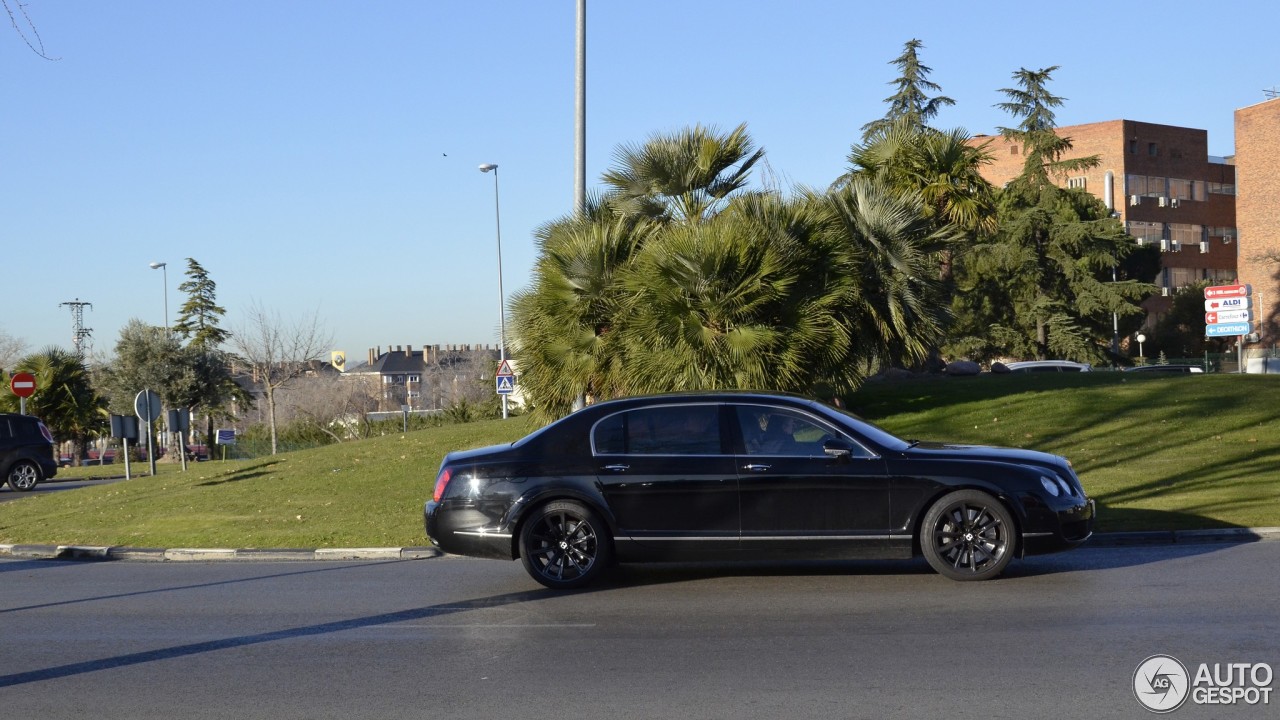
xmin=424 ymin=500 xmax=514 ymax=560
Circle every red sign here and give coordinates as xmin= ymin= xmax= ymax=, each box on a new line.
xmin=1204 ymin=284 xmax=1250 ymax=299
xmin=495 ymin=359 xmax=514 ymax=377
xmin=9 ymin=372 xmax=36 ymax=398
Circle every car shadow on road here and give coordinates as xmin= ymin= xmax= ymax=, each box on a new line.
xmin=0 ymin=576 xmax=579 ymax=689
xmin=589 ymin=540 xmax=1247 ymax=588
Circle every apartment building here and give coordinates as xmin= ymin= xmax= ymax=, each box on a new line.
xmin=342 ymin=344 xmax=502 ymax=411
xmin=973 ymin=120 xmax=1238 ymax=319
xmin=1234 ymin=96 xmax=1280 ymax=348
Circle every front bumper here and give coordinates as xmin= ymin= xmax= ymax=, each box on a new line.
xmin=1022 ymin=498 xmax=1096 ymax=555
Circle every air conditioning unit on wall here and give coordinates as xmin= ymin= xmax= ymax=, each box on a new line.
xmin=1161 ymin=287 xmax=1171 ymax=297
xmin=1158 ymin=196 xmax=1169 ymax=207
xmin=1170 ymin=198 xmax=1181 ymax=208
xmin=1129 ymin=195 xmax=1141 ymax=206
xmin=1200 ymin=241 xmax=1210 ymax=253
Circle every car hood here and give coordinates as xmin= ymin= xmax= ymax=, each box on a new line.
xmin=903 ymin=442 xmax=1069 ymax=473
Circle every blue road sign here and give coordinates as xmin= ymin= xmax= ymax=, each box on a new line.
xmin=496 ymin=375 xmax=515 ymax=395
xmin=1206 ymin=322 xmax=1251 ymax=337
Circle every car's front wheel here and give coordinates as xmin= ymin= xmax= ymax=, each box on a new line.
xmin=7 ymin=461 xmax=42 ymax=491
xmin=921 ymin=489 xmax=1014 ymax=581
xmin=518 ymin=500 xmax=612 ymax=590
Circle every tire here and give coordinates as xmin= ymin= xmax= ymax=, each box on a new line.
xmin=920 ymin=489 xmax=1015 ymax=581
xmin=518 ymin=500 xmax=612 ymax=590
xmin=7 ymin=461 xmax=42 ymax=492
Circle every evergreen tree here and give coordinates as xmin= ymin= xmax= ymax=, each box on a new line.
xmin=861 ymin=39 xmax=955 ymax=139
xmin=173 ymin=258 xmax=230 ymax=349
xmin=947 ymin=68 xmax=1153 ymax=362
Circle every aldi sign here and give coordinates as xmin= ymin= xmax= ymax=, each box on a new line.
xmin=1205 ymin=296 xmax=1250 ymax=312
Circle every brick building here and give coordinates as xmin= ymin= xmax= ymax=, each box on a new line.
xmin=1234 ymin=97 xmax=1280 ymax=350
xmin=972 ymin=120 xmax=1238 ymax=320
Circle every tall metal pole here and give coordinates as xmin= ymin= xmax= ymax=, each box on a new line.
xmin=574 ymin=0 xmax=586 ymax=216
xmin=480 ymin=163 xmax=508 ymax=419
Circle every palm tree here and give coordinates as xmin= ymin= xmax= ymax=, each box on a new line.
xmin=0 ymin=347 xmax=107 ymax=463
xmin=509 ymin=197 xmax=658 ymax=419
xmin=601 ymin=123 xmax=763 ymax=224
xmin=817 ymin=177 xmax=961 ymax=370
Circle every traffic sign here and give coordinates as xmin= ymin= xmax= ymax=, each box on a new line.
xmin=1204 ymin=284 xmax=1251 ymax=299
xmin=496 ymin=359 xmax=514 ymax=377
xmin=1205 ymin=296 xmax=1250 ymax=312
xmin=1206 ymin=309 xmax=1252 ymax=324
xmin=134 ymin=389 xmax=162 ymax=422
xmin=496 ymin=375 xmax=515 ymax=395
xmin=9 ymin=372 xmax=36 ymax=398
xmin=1206 ymin=322 xmax=1252 ymax=337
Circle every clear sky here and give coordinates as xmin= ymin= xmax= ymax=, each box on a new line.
xmin=3 ymin=1 xmax=1271 ymax=365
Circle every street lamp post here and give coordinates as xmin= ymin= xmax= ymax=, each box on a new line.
xmin=479 ymin=163 xmax=508 ymax=420
xmin=149 ymin=261 xmax=169 ymax=333
xmin=1136 ymin=333 xmax=1146 ymax=360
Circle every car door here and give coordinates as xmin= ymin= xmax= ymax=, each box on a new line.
xmin=732 ymin=404 xmax=895 ymax=558
xmin=593 ymin=402 xmax=739 ymax=555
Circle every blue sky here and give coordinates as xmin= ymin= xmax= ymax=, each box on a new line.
xmin=3 ymin=1 xmax=1271 ymax=364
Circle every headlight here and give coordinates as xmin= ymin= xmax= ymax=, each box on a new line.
xmin=1040 ymin=476 xmax=1061 ymax=497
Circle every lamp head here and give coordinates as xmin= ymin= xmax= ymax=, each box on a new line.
xmin=478 ymin=163 xmax=498 ymax=173
xmin=149 ymin=262 xmax=166 ymax=270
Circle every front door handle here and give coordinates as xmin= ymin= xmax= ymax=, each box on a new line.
xmin=743 ymin=463 xmax=771 ymax=472
xmin=603 ymin=464 xmax=630 ymax=472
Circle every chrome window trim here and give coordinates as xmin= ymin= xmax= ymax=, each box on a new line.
xmin=732 ymin=402 xmax=880 ymax=460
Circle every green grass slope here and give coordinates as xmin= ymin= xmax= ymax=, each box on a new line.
xmin=1 ymin=374 xmax=1277 ymax=548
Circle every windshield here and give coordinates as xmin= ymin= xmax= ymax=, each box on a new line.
xmin=809 ymin=401 xmax=912 ymax=452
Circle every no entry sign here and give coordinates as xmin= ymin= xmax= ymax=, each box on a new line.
xmin=9 ymin=372 xmax=36 ymax=398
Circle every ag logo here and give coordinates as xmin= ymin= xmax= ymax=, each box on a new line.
xmin=1134 ymin=654 xmax=1190 ymax=713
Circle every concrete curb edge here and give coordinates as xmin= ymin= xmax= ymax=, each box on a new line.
xmin=3 ymin=529 xmax=1280 ymax=562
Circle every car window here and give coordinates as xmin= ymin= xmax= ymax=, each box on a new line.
xmin=736 ymin=406 xmax=848 ymax=457
xmin=593 ymin=404 xmax=722 ymax=456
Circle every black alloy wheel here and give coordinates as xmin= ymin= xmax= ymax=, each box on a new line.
xmin=518 ymin=500 xmax=612 ymax=590
xmin=921 ymin=489 xmax=1014 ymax=581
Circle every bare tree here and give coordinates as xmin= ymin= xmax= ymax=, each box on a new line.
xmin=275 ymin=373 xmax=380 ymax=441
xmin=0 ymin=327 xmax=27 ymax=373
xmin=3 ymin=0 xmax=57 ymax=60
xmin=231 ymin=302 xmax=332 ymax=455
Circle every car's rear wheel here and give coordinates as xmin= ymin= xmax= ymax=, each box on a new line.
xmin=921 ymin=489 xmax=1014 ymax=581
xmin=7 ymin=461 xmax=42 ymax=491
xmin=518 ymin=500 xmax=612 ymax=590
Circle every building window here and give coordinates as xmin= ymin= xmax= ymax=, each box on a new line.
xmin=1148 ymin=142 xmax=1158 ymax=156
xmin=1207 ymin=182 xmax=1236 ymax=196
xmin=1169 ymin=267 xmax=1198 ymax=290
xmin=1010 ymin=145 xmax=1020 ymax=155
xmin=1168 ymin=223 xmax=1202 ymax=246
xmin=1168 ymin=178 xmax=1192 ymax=201
xmin=1129 ymin=139 xmax=1138 ymax=154
xmin=1067 ymin=176 xmax=1087 ymax=190
xmin=407 ymin=375 xmax=420 ymax=383
xmin=1127 ymin=221 xmax=1163 ymax=244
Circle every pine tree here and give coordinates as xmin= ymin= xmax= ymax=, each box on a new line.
xmin=860 ymin=39 xmax=955 ymax=139
xmin=173 ymin=258 xmax=230 ymax=349
xmin=948 ymin=68 xmax=1153 ymax=362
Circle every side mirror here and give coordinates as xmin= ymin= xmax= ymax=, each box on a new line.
xmin=823 ymin=438 xmax=854 ymax=460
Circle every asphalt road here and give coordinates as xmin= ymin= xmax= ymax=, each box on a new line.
xmin=1 ymin=543 xmax=1277 ymax=719
xmin=0 ymin=476 xmax=128 ymax=503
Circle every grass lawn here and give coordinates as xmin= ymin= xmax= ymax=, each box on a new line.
xmin=1 ymin=373 xmax=1277 ymax=547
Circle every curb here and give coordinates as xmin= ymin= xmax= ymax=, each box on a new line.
xmin=0 ymin=544 xmax=441 ymax=562
xmin=3 ymin=529 xmax=1280 ymax=563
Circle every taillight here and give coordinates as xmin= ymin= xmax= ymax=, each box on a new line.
xmin=432 ymin=467 xmax=453 ymax=502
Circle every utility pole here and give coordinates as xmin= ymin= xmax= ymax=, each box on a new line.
xmin=59 ymin=299 xmax=93 ymax=356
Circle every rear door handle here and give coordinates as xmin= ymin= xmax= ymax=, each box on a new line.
xmin=603 ymin=464 xmax=630 ymax=472
xmin=743 ymin=463 xmax=771 ymax=472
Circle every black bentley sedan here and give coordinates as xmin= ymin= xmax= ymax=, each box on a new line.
xmin=424 ymin=392 xmax=1095 ymax=589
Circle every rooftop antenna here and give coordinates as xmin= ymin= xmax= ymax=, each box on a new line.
xmin=59 ymin=298 xmax=93 ymax=356
xmin=1265 ymin=87 xmax=1279 ymax=99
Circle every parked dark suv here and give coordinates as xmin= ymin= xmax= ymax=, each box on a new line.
xmin=0 ymin=413 xmax=58 ymax=491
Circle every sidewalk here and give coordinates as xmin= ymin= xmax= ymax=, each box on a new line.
xmin=4 ymin=528 xmax=1280 ymax=562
